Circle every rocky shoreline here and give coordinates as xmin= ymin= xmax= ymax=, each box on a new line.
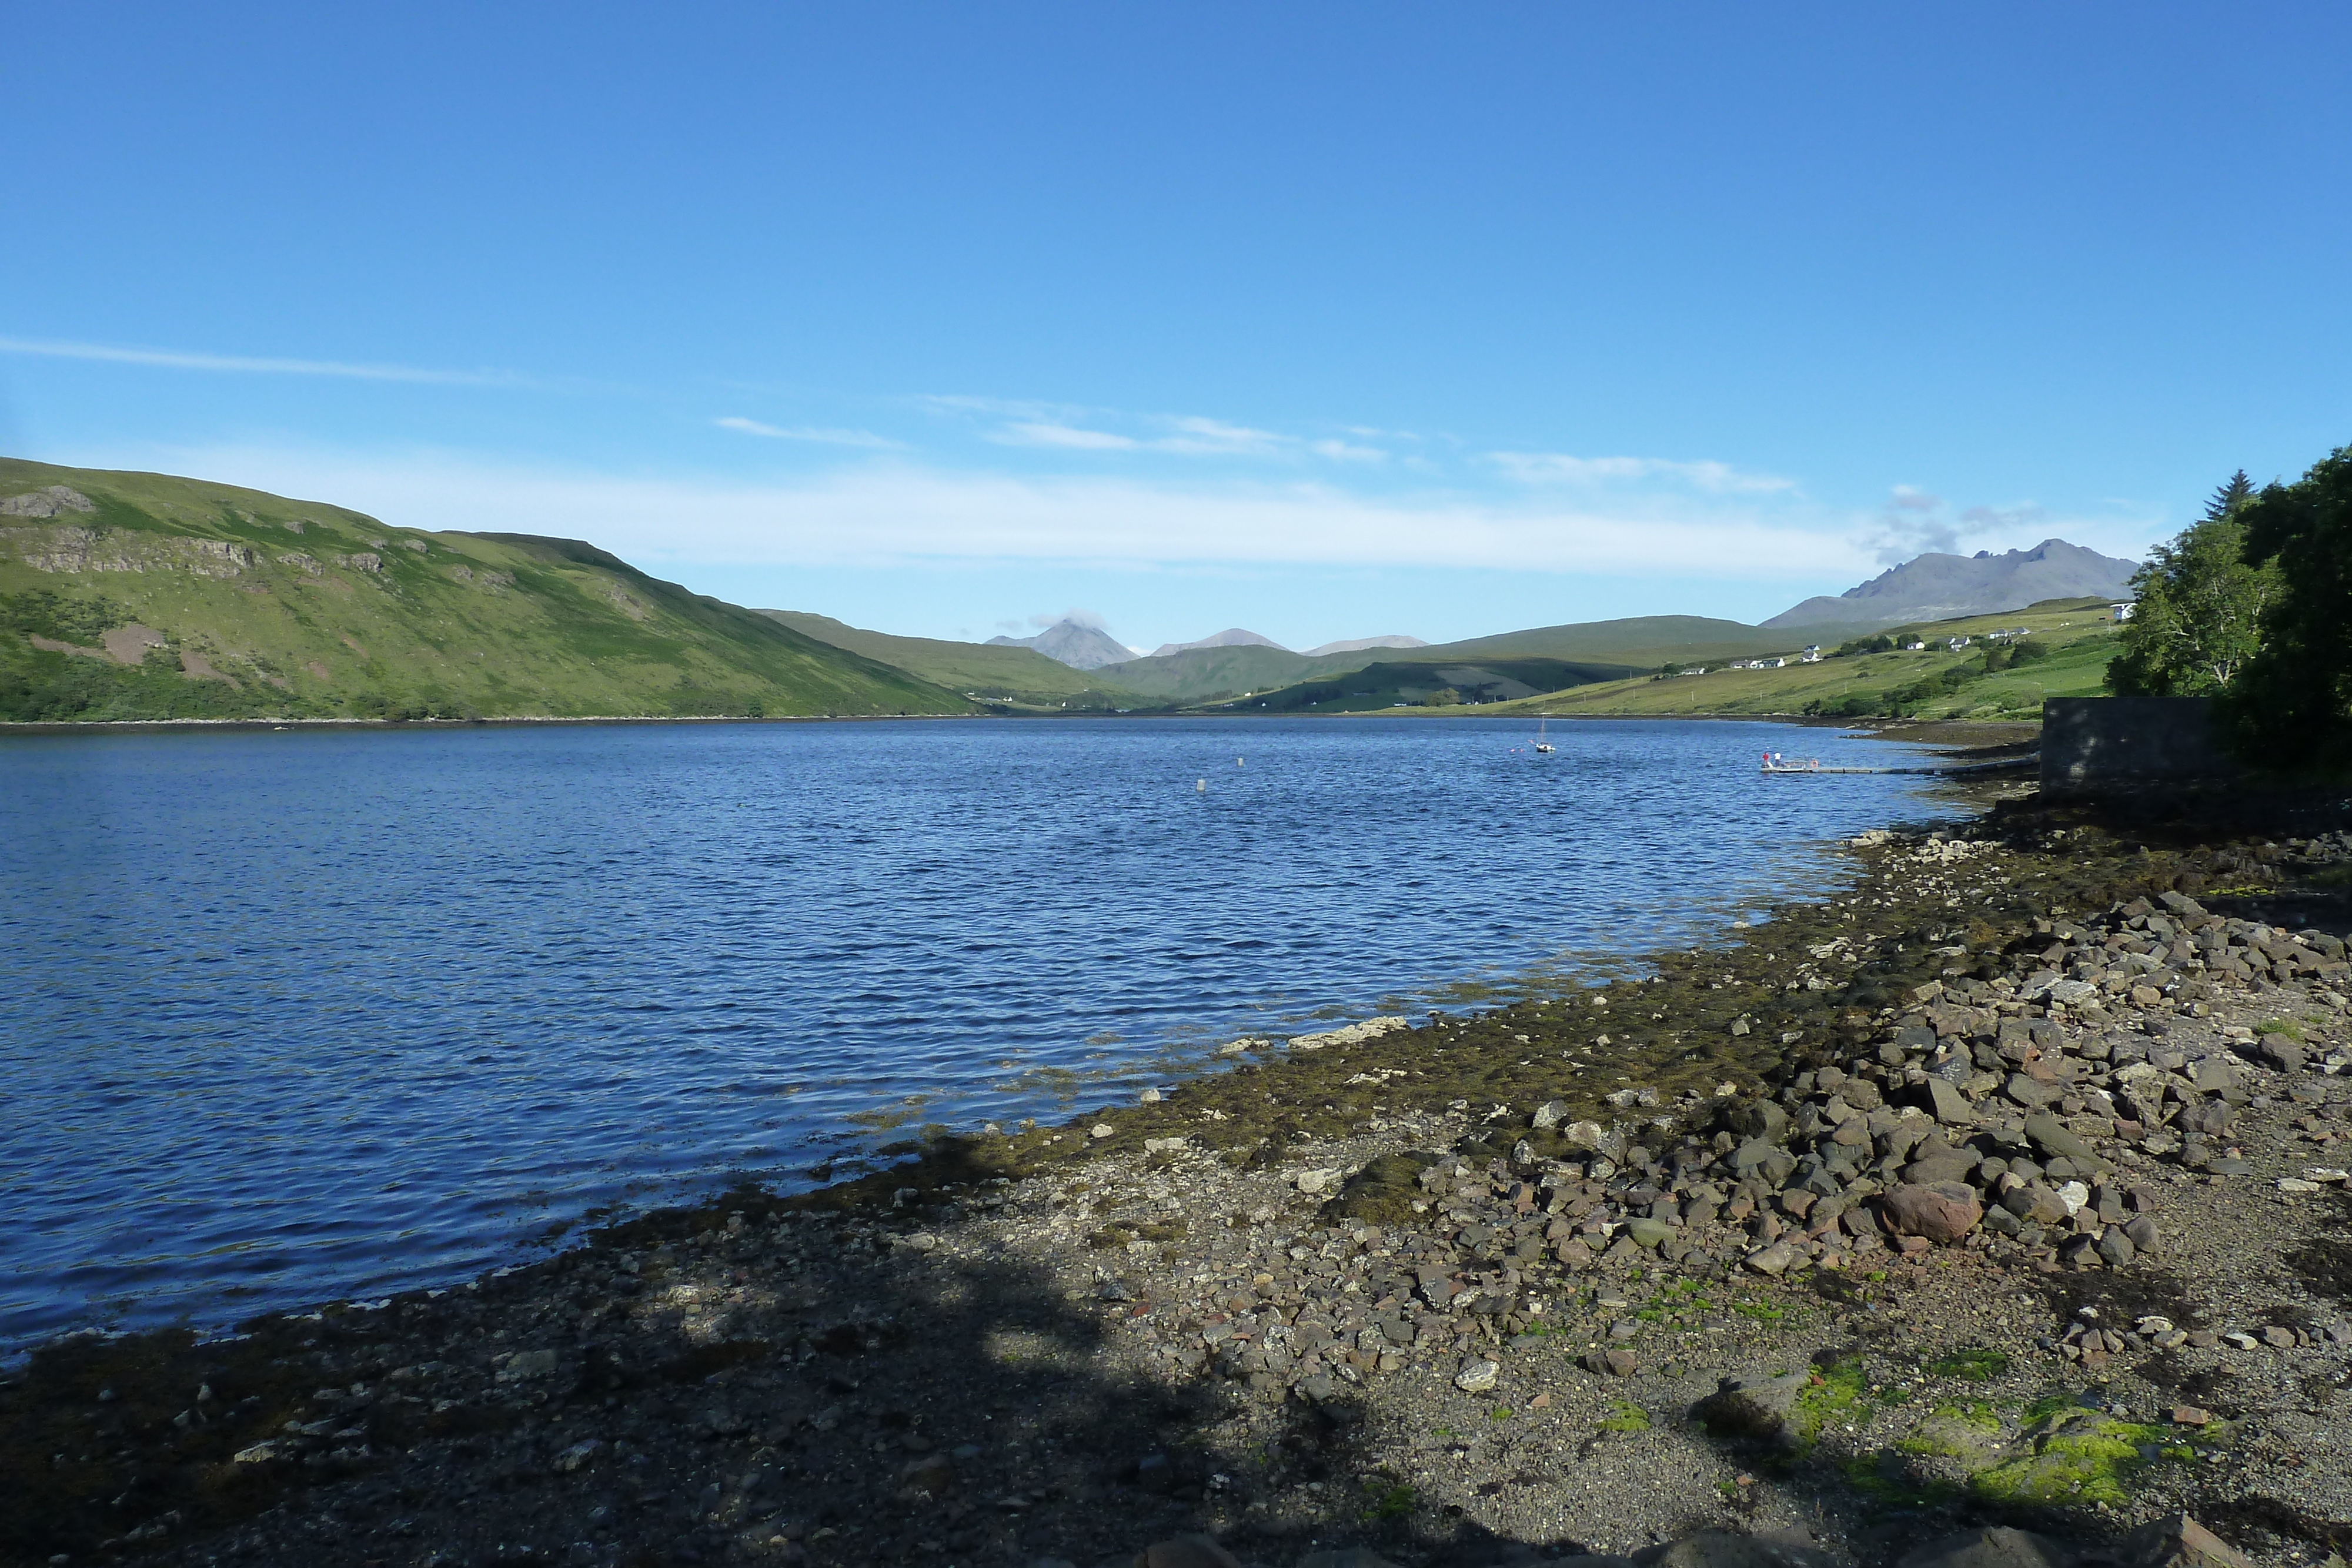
xmin=8 ymin=793 xmax=2352 ymax=1568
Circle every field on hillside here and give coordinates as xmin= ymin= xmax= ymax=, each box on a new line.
xmin=1479 ymin=602 xmax=2124 ymax=721
xmin=760 ymin=610 xmax=1139 ymax=708
xmin=0 ymin=460 xmax=971 ymax=722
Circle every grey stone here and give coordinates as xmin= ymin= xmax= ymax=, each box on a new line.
xmin=1625 ymin=1218 xmax=1674 ymax=1249
xmin=2023 ymin=1112 xmax=2099 ymax=1165
xmin=2119 ymin=1514 xmax=2254 ymax=1568
xmin=1532 ymin=1099 xmax=1570 ymax=1129
xmin=1691 ymin=1370 xmax=1811 ymax=1442
xmin=1745 ymin=1241 xmax=1799 ymax=1276
xmin=1896 ymin=1527 xmax=2074 ymax=1568
xmin=2005 ymin=1074 xmax=2063 ymax=1111
xmin=1726 ymin=1100 xmax=1790 ymax=1143
xmin=2193 ymin=1059 xmax=2240 ymax=1094
xmin=1636 ymin=1531 xmax=1836 ymax=1568
xmin=551 ymin=1437 xmax=602 ymax=1473
xmin=1454 ymin=1358 xmax=1500 ymax=1392
xmin=2124 ymin=1214 xmax=2160 ymax=1253
xmin=1563 ymin=1121 xmax=1626 ymax=1159
xmin=1924 ymin=1079 xmax=1977 ymax=1125
xmin=2096 ymin=1228 xmax=2137 ymax=1266
xmin=1904 ymin=1152 xmax=1979 ymax=1186
xmin=2255 ymin=1035 xmax=2306 ymax=1072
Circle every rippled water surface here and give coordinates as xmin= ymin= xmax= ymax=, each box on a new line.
xmin=1 ymin=716 xmax=1950 ymax=1347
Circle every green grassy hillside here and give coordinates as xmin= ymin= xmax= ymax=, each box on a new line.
xmin=1208 ymin=657 xmax=1645 ymax=711
xmin=1096 ymin=614 xmax=1803 ymax=704
xmin=1417 ymin=613 xmax=1796 ymax=668
xmin=760 ymin=610 xmax=1143 ymax=707
xmin=0 ymin=459 xmax=975 ymax=722
xmin=1476 ymin=602 xmax=2123 ymax=720
xmin=1093 ymin=643 xmax=1328 ymax=702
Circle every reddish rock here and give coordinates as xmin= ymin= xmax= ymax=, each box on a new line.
xmin=1880 ymin=1182 xmax=1984 ymax=1243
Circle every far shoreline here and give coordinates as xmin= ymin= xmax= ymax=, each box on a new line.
xmin=0 ymin=711 xmax=2042 ymax=738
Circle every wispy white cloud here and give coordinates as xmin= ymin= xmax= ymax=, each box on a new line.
xmin=1863 ymin=486 xmax=2065 ymax=565
xmin=714 ymin=416 xmax=902 ymax=449
xmin=994 ymin=422 xmax=1139 ymax=450
xmin=1487 ymin=450 xmax=1796 ymax=494
xmin=0 ymin=335 xmax=531 ymax=387
xmin=940 ymin=394 xmax=1394 ymax=465
xmin=122 ymin=443 xmax=1879 ymax=583
xmin=1158 ymin=416 xmax=1285 ymax=456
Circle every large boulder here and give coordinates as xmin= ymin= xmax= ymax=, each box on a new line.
xmin=1724 ymin=1099 xmax=1791 ymax=1144
xmin=2121 ymin=1516 xmax=2254 ymax=1568
xmin=1879 ymin=1182 xmax=1984 ymax=1243
xmin=1634 ymin=1532 xmax=1836 ymax=1568
xmin=1896 ymin=1527 xmax=2073 ymax=1568
xmin=1690 ymin=1370 xmax=1812 ymax=1444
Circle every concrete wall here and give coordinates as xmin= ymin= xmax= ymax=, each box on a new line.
xmin=2040 ymin=697 xmax=2245 ymax=798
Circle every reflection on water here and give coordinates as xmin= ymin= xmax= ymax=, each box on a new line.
xmin=0 ymin=716 xmax=1946 ymax=1347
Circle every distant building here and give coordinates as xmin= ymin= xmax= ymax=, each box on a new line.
xmin=1902 ymin=639 xmax=1927 ymax=651
xmin=1756 ymin=656 xmax=1787 ymax=669
xmin=2112 ymin=601 xmax=2137 ymax=621
xmin=1947 ymin=636 xmax=1973 ymax=650
xmin=1679 ymin=667 xmax=1706 ymax=677
xmin=1800 ymin=646 xmax=1823 ymax=663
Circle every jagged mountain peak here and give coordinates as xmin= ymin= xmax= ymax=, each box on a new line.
xmin=984 ymin=618 xmax=1136 ymax=670
xmin=1762 ymin=538 xmax=2139 ymax=630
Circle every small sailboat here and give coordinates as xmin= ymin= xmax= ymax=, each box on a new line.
xmin=1532 ymin=717 xmax=1555 ymax=754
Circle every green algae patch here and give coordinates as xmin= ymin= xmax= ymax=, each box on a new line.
xmin=1790 ymin=1357 xmax=1870 ymax=1440
xmin=1898 ymin=1403 xmax=2006 ymax=1466
xmin=1925 ymin=1347 xmax=2009 ymax=1382
xmin=1327 ymin=1151 xmax=1441 ymax=1228
xmin=1844 ymin=1449 xmax=1960 ymax=1509
xmin=1598 ymin=1402 xmax=1653 ymax=1433
xmin=1970 ymin=1411 xmax=2181 ymax=1506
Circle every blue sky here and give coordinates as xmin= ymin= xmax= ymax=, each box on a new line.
xmin=5 ymin=4 xmax=2348 ymax=652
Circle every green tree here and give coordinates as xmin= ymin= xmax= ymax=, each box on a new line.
xmin=2106 ymin=470 xmax=2279 ymax=696
xmin=2221 ymin=446 xmax=2352 ymax=768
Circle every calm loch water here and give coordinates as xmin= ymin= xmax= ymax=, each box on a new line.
xmin=0 ymin=716 xmax=1950 ymax=1349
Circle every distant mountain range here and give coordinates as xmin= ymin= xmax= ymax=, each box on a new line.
xmin=984 ymin=618 xmax=1135 ymax=669
xmin=1149 ymin=627 xmax=1284 ymax=657
xmin=1302 ymin=634 xmax=1427 ymax=657
xmin=1762 ymin=539 xmax=2139 ymax=630
xmin=1 ymin=456 xmax=2144 ymax=725
xmin=1142 ymin=628 xmax=1429 ymax=659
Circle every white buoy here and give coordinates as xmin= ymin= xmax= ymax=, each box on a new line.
xmin=1196 ymin=778 xmax=1207 ymax=792
xmin=1236 ymin=757 xmax=1244 ymax=767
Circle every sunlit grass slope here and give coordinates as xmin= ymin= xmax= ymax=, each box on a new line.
xmin=0 ymin=459 xmax=975 ymax=721
xmin=759 ymin=610 xmax=1145 ymax=708
xmin=1483 ymin=601 xmax=2122 ymax=720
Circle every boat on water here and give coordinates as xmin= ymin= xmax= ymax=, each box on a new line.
xmin=1532 ymin=718 xmax=1555 ymax=754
